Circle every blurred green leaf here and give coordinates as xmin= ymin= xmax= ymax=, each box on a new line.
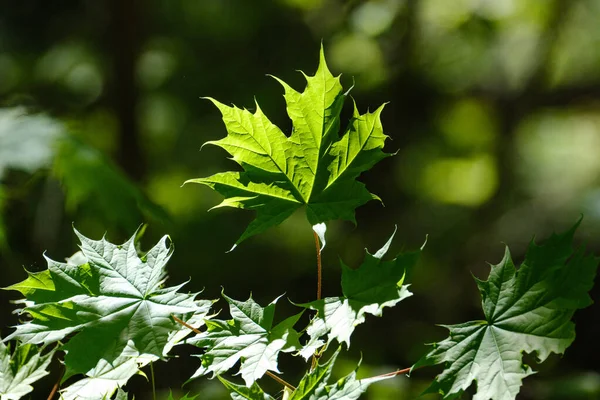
xmin=0 ymin=107 xmax=64 ymax=179
xmin=53 ymin=137 xmax=170 ymax=231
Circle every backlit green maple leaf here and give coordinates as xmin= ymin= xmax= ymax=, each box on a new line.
xmin=189 ymin=294 xmax=301 ymax=387
xmin=4 ymin=228 xmax=210 ymax=382
xmin=186 ymin=47 xmax=390 ymax=248
xmin=0 ymin=342 xmax=55 ymax=400
xmin=414 ymin=221 xmax=599 ymax=400
xmin=300 ymin=228 xmax=421 ymax=358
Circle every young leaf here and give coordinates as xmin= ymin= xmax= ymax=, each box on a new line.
xmin=217 ymin=376 xmax=275 ymax=400
xmin=186 ymin=47 xmax=390 ymax=247
xmin=290 ymin=348 xmax=392 ymax=400
xmin=0 ymin=342 xmax=55 ymax=400
xmin=189 ymin=294 xmax=302 ymax=387
xmin=4 ymin=227 xmax=210 ymax=379
xmin=300 ymin=228 xmax=420 ymax=357
xmin=289 ymin=348 xmax=340 ymax=400
xmin=414 ymin=222 xmax=599 ymax=400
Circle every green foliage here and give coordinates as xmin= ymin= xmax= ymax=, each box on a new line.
xmin=0 ymin=342 xmax=55 ymax=400
xmin=217 ymin=377 xmax=275 ymax=400
xmin=4 ymin=228 xmax=210 ymax=398
xmin=300 ymin=228 xmax=418 ymax=357
xmin=413 ymin=221 xmax=599 ymax=400
xmin=189 ymin=294 xmax=301 ymax=386
xmin=186 ymin=47 xmax=390 ymax=248
xmin=53 ymin=137 xmax=170 ymax=231
xmin=1 ymin=47 xmax=599 ymax=400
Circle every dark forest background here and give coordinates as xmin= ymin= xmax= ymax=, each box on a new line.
xmin=1 ymin=0 xmax=599 ymax=399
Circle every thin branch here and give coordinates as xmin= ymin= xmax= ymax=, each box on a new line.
xmin=265 ymin=371 xmax=296 ymax=391
xmin=150 ymin=361 xmax=157 ymax=400
xmin=172 ymin=314 xmax=202 ymax=334
xmin=47 ymin=363 xmax=64 ymax=400
xmin=369 ymin=365 xmax=422 ymax=380
xmin=313 ymin=230 xmax=322 ymax=300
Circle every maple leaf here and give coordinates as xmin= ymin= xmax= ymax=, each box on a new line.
xmin=414 ymin=221 xmax=599 ymax=400
xmin=189 ymin=294 xmax=302 ymax=387
xmin=59 ymin=351 xmax=146 ymax=400
xmin=300 ymin=228 xmax=421 ymax=357
xmin=4 ymin=228 xmax=210 ymax=381
xmin=217 ymin=376 xmax=275 ymax=400
xmin=0 ymin=342 xmax=55 ymax=400
xmin=186 ymin=47 xmax=390 ymax=248
xmin=288 ymin=349 xmax=391 ymax=400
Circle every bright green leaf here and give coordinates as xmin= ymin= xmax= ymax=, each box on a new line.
xmin=414 ymin=221 xmax=599 ymax=400
xmin=290 ymin=348 xmax=391 ymax=400
xmin=4 ymin=227 xmax=210 ymax=382
xmin=300 ymin=228 xmax=420 ymax=356
xmin=217 ymin=376 xmax=275 ymax=400
xmin=186 ymin=47 xmax=390 ymax=247
xmin=289 ymin=348 xmax=340 ymax=400
xmin=189 ymin=294 xmax=301 ymax=387
xmin=0 ymin=342 xmax=55 ymax=400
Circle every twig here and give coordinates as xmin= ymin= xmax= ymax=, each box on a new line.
xmin=313 ymin=230 xmax=322 ymax=300
xmin=47 ymin=363 xmax=64 ymax=400
xmin=369 ymin=365 xmax=422 ymax=380
xmin=265 ymin=371 xmax=296 ymax=391
xmin=150 ymin=361 xmax=157 ymax=400
xmin=172 ymin=314 xmax=202 ymax=334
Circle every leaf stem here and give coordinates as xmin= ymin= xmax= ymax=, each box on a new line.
xmin=47 ymin=371 xmax=63 ymax=400
xmin=172 ymin=314 xmax=202 ymax=334
xmin=150 ymin=361 xmax=157 ymax=400
xmin=313 ymin=230 xmax=322 ymax=300
xmin=265 ymin=371 xmax=296 ymax=391
xmin=368 ymin=365 xmax=422 ymax=380
xmin=47 ymin=352 xmax=64 ymax=400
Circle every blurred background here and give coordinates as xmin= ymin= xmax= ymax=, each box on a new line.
xmin=1 ymin=0 xmax=599 ymax=398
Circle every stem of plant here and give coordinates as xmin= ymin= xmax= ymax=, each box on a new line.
xmin=46 ymin=367 xmax=64 ymax=400
xmin=313 ymin=230 xmax=322 ymax=300
xmin=172 ymin=315 xmax=297 ymax=392
xmin=369 ymin=365 xmax=422 ymax=380
xmin=265 ymin=371 xmax=296 ymax=391
xmin=47 ymin=348 xmax=64 ymax=400
xmin=150 ymin=361 xmax=157 ymax=400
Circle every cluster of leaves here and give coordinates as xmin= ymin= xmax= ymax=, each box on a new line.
xmin=1 ymin=48 xmax=599 ymax=400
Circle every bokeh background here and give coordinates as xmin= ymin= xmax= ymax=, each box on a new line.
xmin=1 ymin=0 xmax=600 ymax=399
